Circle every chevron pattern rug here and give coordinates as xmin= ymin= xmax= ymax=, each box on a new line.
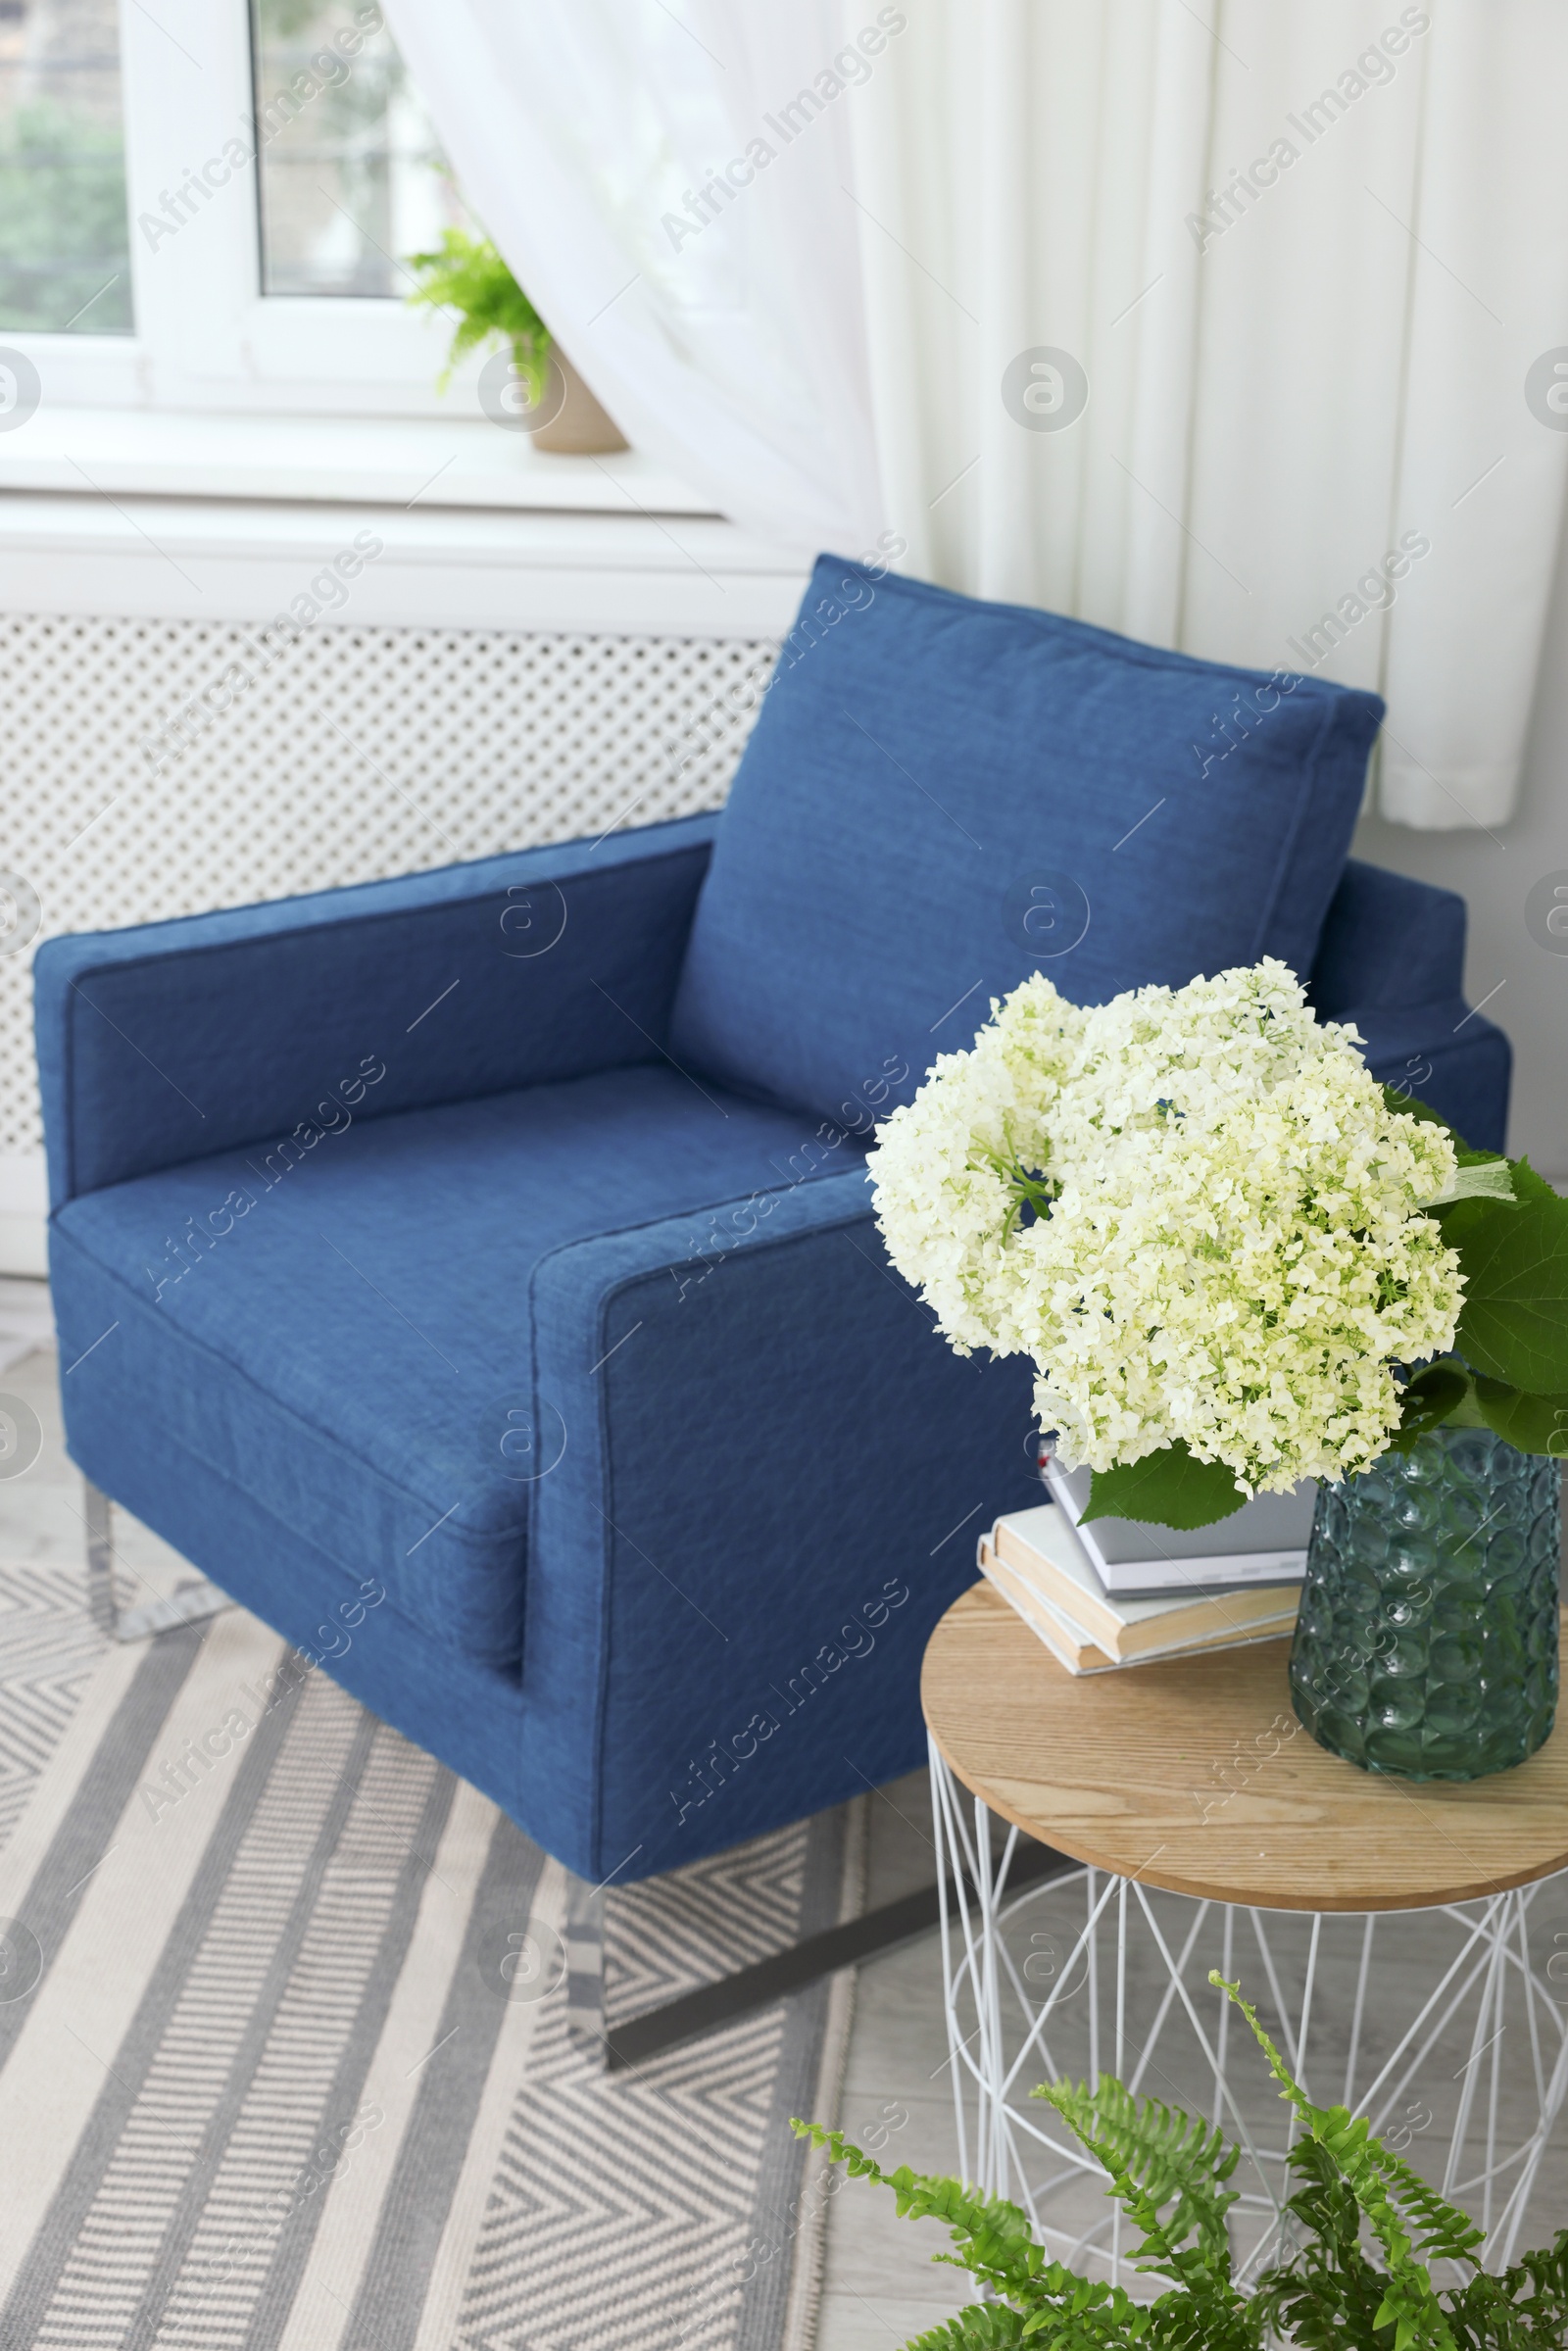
xmin=0 ymin=1558 xmax=859 ymax=2350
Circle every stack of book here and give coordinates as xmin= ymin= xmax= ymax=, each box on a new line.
xmin=979 ymin=1459 xmax=1314 ymax=1676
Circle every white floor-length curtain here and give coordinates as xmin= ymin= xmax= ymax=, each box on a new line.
xmin=851 ymin=0 xmax=1568 ymax=828
xmin=383 ymin=0 xmax=1568 ymax=830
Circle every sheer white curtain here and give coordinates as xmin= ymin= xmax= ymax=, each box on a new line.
xmin=383 ymin=0 xmax=1568 ymax=830
xmin=378 ymin=0 xmax=888 ymax=552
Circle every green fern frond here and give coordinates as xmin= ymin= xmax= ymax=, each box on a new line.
xmin=1029 ymin=2084 xmax=1259 ymax=2350
xmin=404 ymin=228 xmax=551 ymax=395
xmin=791 ymin=2122 xmax=1045 ymax=2302
xmin=1211 ymin=1974 xmax=1457 ymax=2351
xmin=1031 ymin=2085 xmax=1192 ymax=2281
xmin=1366 ymin=2142 xmax=1485 ymax=2270
xmin=798 ymin=1992 xmax=1565 ymax=2351
xmin=1032 ymin=2078 xmax=1240 ymax=2267
xmin=1446 ymin=2229 xmax=1568 ymax=2349
xmin=908 ymin=2278 xmax=1157 ymax=2351
xmin=792 ymin=2121 xmax=1169 ymax=2346
xmin=904 ymin=2303 xmax=1029 ymax=2349
xmin=905 ymin=2289 xmax=1163 ymax=2351
xmin=1252 ymin=2143 xmax=1399 ymax=2350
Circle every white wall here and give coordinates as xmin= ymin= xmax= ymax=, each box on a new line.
xmin=1353 ymin=508 xmax=1568 ymax=1175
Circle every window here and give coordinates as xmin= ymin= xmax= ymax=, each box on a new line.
xmin=250 ymin=0 xmax=462 ymax=298
xmin=0 ymin=0 xmax=491 ymax=417
xmin=0 ymin=0 xmax=132 ymax=334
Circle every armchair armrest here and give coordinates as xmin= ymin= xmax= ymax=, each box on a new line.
xmin=1307 ymin=858 xmax=1466 ymax=1015
xmin=1307 ymin=858 xmax=1509 ymax=1151
xmin=518 ymin=1166 xmax=1041 ymax=1881
xmin=1346 ymin=1004 xmax=1510 ymax=1155
xmin=33 ymin=811 xmax=718 ymax=1208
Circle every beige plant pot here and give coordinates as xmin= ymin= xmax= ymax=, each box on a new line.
xmin=529 ymin=348 xmax=628 ymax=455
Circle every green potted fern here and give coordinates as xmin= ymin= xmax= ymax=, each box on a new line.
xmin=796 ymin=1975 xmax=1568 ymax=2348
xmin=405 ymin=228 xmax=626 ymax=454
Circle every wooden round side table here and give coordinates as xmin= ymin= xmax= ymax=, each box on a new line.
xmin=921 ymin=1582 xmax=1568 ymax=2278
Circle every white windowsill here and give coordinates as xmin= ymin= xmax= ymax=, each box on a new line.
xmin=0 ymin=410 xmax=811 ymax=635
xmin=0 ymin=492 xmax=808 ymax=633
xmin=0 ymin=404 xmax=722 ymax=516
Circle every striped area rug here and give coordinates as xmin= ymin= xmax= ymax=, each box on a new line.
xmin=0 ymin=1559 xmax=858 ymax=2350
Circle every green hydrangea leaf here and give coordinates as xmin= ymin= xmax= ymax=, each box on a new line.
xmin=1501 ymin=1153 xmax=1559 ymax=1207
xmin=1453 ymin=1197 xmax=1568 ymax=1392
xmin=1081 ymin=1442 xmax=1248 ymax=1530
xmin=1471 ymin=1376 xmax=1568 ymax=1458
xmin=1431 ymin=1155 xmax=1554 ymax=1245
xmin=1391 ymin=1359 xmax=1470 ymax=1446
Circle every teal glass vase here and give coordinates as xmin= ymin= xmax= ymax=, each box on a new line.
xmin=1289 ymin=1427 xmax=1561 ymax=1781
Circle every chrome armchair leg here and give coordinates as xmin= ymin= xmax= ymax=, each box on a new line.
xmin=562 ymin=1835 xmax=1077 ymax=2074
xmin=83 ymin=1477 xmax=117 ymax=1640
xmin=84 ymin=1477 xmax=232 ymax=1641
xmin=564 ymin=1873 xmax=607 ymax=2050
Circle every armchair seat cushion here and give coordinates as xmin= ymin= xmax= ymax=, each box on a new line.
xmin=49 ymin=1064 xmax=845 ymax=1670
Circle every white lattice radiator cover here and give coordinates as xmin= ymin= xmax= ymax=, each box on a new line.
xmin=1 ymin=615 xmax=776 ymax=1176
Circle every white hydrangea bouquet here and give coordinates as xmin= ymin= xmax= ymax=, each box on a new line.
xmin=868 ymin=960 xmax=1568 ymax=1531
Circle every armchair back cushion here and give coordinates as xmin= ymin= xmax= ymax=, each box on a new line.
xmin=670 ymin=559 xmax=1385 ymax=1129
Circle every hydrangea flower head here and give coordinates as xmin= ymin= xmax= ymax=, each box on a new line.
xmin=867 ymin=960 xmax=1462 ymax=1494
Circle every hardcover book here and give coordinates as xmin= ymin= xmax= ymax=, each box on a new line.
xmin=1040 ymin=1458 xmax=1313 ymax=1598
xmin=981 ymin=1504 xmax=1298 ymax=1672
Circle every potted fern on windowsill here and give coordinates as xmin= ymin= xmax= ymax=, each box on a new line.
xmin=796 ymin=1974 xmax=1568 ymax=2348
xmin=405 ymin=227 xmax=627 ymax=455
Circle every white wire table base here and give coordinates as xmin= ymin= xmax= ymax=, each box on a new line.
xmin=929 ymin=1736 xmax=1568 ymax=2285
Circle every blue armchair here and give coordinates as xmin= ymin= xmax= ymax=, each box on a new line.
xmin=35 ymin=559 xmax=1509 ymax=1913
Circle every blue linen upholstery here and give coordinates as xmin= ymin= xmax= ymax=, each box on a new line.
xmin=56 ymin=1164 xmax=1032 ymax=1880
xmin=34 ymin=563 xmax=1512 ymax=1885
xmin=36 ymin=820 xmax=713 ymax=1202
xmin=670 ymin=558 xmax=1385 ymax=1126
xmin=49 ymin=1068 xmax=856 ymax=1668
xmin=1304 ymin=859 xmax=1509 ymax=1148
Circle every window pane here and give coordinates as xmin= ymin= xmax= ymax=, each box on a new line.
xmin=252 ymin=0 xmax=466 ymax=297
xmin=0 ymin=0 xmax=132 ymax=334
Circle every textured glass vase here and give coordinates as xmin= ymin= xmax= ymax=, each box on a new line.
xmin=1289 ymin=1427 xmax=1560 ymax=1781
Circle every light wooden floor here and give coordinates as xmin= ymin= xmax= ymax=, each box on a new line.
xmin=818 ymin=1768 xmax=975 ymax=2349
xmin=2 ymin=1294 xmax=1565 ymax=2351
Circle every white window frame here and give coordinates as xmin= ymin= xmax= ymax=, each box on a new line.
xmin=2 ymin=0 xmax=495 ymax=418
xmin=0 ymin=1 xmax=735 ymax=569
